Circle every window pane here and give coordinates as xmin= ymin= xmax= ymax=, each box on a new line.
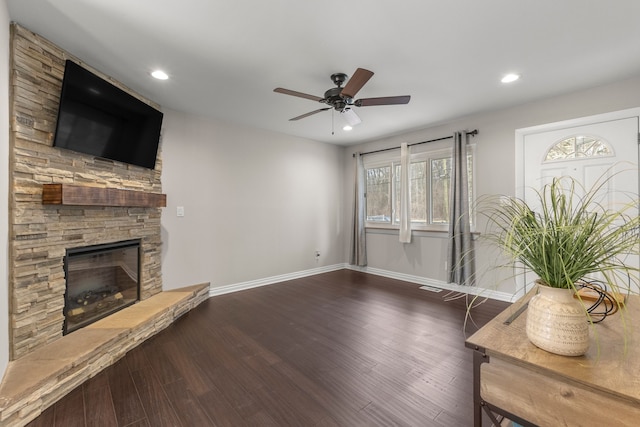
xmin=430 ymin=157 xmax=451 ymax=224
xmin=410 ymin=161 xmax=427 ymax=224
xmin=393 ymin=162 xmax=427 ymax=224
xmin=393 ymin=164 xmax=400 ymax=223
xmin=366 ymin=166 xmax=391 ymax=223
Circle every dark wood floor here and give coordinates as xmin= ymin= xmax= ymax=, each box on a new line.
xmin=27 ymin=270 xmax=509 ymax=427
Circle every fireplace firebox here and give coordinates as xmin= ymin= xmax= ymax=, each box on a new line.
xmin=63 ymin=239 xmax=141 ymax=334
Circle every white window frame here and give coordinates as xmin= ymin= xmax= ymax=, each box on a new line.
xmin=363 ymin=144 xmax=476 ymax=232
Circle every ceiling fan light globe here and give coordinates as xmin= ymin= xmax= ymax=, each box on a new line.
xmin=341 ymin=108 xmax=362 ymax=126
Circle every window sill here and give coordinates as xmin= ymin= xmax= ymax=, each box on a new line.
xmin=365 ymin=227 xmax=448 ymax=238
xmin=365 ymin=226 xmax=480 ymax=239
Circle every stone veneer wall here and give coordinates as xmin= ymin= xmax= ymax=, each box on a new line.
xmin=9 ymin=24 xmax=164 ymax=360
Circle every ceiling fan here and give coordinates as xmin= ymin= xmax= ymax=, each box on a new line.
xmin=274 ymin=68 xmax=410 ymax=126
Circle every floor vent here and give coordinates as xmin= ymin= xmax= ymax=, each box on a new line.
xmin=419 ymin=285 xmax=443 ymax=293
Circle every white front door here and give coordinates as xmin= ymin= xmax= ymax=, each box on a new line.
xmin=516 ymin=109 xmax=640 ymax=295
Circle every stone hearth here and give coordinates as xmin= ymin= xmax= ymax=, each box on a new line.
xmin=0 ymin=283 xmax=210 ymax=427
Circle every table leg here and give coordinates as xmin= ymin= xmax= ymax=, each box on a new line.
xmin=472 ymin=348 xmax=488 ymax=427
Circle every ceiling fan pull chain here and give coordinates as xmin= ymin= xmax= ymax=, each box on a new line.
xmin=331 ymin=109 xmax=335 ymax=135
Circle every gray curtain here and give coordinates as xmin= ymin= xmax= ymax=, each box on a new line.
xmin=350 ymin=152 xmax=367 ymax=266
xmin=447 ymin=131 xmax=475 ymax=285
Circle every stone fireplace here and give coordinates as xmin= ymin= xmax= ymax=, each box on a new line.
xmin=63 ymin=239 xmax=141 ymax=334
xmin=9 ymin=24 xmax=164 ymax=359
xmin=0 ymin=23 xmax=213 ymax=427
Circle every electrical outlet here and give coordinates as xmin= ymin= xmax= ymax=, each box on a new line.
xmin=315 ymin=251 xmax=320 ymax=258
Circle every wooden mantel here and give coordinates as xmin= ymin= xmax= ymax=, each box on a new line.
xmin=42 ymin=184 xmax=167 ymax=208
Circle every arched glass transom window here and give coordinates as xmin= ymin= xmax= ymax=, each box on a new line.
xmin=544 ymin=135 xmax=613 ymax=162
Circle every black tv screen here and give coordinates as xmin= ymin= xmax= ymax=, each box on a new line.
xmin=53 ymin=60 xmax=163 ymax=169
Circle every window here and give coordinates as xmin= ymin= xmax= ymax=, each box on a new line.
xmin=365 ymin=146 xmax=475 ymax=231
xmin=545 ymin=135 xmax=612 ymax=161
xmin=365 ymin=166 xmax=392 ymax=223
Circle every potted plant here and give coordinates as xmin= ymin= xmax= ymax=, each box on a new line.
xmin=480 ymin=173 xmax=639 ymax=356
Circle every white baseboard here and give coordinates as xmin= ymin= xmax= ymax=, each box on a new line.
xmin=209 ymin=263 xmax=516 ymax=302
xmin=208 ymin=264 xmax=346 ymax=297
xmin=346 ymin=265 xmax=517 ymax=302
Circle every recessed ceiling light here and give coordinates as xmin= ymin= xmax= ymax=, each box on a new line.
xmin=151 ymin=70 xmax=169 ymax=80
xmin=501 ymin=73 xmax=520 ymax=83
xmin=343 ymin=125 xmax=353 ymax=131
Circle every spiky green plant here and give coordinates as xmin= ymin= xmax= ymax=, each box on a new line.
xmin=481 ymin=175 xmax=639 ymax=293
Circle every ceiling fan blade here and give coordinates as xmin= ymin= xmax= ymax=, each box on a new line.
xmin=289 ymin=108 xmax=331 ymax=121
xmin=340 ymin=68 xmax=374 ymax=99
xmin=274 ymin=87 xmax=323 ymax=102
xmin=356 ymin=95 xmax=411 ymax=107
xmin=340 ymin=108 xmax=361 ymax=126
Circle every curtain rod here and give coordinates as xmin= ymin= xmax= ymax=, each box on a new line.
xmin=353 ymin=129 xmax=478 ymax=157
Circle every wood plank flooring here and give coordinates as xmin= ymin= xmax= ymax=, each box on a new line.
xmin=26 ymin=270 xmax=510 ymax=427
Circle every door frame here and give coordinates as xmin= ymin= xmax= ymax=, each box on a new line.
xmin=515 ymin=107 xmax=640 ymax=200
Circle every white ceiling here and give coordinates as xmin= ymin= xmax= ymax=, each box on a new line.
xmin=8 ymin=1 xmax=640 ymax=145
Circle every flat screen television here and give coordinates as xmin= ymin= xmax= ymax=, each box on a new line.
xmin=53 ymin=60 xmax=163 ymax=169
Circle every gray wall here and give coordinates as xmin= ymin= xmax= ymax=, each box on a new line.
xmin=344 ymin=74 xmax=640 ymax=295
xmin=160 ymin=110 xmax=345 ymax=290
xmin=0 ymin=0 xmax=10 ymax=377
xmin=159 ymin=74 xmax=640 ymax=297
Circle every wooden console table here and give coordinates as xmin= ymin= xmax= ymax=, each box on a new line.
xmin=466 ymin=287 xmax=640 ymax=426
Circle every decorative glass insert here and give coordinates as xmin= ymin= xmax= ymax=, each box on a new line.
xmin=544 ymin=135 xmax=612 ymax=161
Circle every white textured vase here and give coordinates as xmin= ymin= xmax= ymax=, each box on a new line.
xmin=525 ymin=284 xmax=590 ymax=356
